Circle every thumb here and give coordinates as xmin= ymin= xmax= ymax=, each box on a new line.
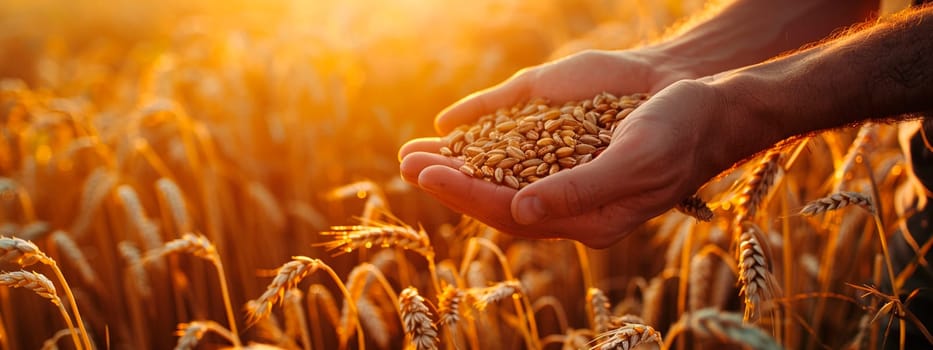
xmin=510 ymin=151 xmax=634 ymax=225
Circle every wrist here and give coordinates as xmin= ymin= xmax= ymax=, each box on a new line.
xmin=700 ymin=69 xmax=789 ymax=175
xmin=634 ymin=45 xmax=708 ymax=88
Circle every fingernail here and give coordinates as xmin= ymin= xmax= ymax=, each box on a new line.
xmin=515 ymin=196 xmax=546 ymax=224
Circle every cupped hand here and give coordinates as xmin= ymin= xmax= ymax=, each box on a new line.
xmin=400 ymin=50 xmax=730 ymax=248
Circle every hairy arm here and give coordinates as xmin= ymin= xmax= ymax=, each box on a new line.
xmin=708 ymin=4 xmax=933 ymax=175
xmin=645 ymin=0 xmax=880 ymax=78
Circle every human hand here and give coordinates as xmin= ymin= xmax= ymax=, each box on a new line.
xmin=399 ymin=51 xmax=756 ymax=247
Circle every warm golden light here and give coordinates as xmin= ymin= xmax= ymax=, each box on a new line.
xmin=0 ymin=0 xmax=922 ymax=349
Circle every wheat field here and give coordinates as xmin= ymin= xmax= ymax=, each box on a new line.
xmin=0 ymin=0 xmax=930 ymax=349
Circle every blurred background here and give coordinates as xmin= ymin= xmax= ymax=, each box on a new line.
xmin=0 ymin=0 xmax=918 ymax=349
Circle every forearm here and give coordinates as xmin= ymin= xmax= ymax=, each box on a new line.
xmin=644 ymin=0 xmax=879 ymax=78
xmin=711 ymin=4 xmax=933 ymax=168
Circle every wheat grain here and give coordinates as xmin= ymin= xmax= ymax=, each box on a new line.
xmin=799 ymin=191 xmax=874 ymax=216
xmin=51 ymin=231 xmax=97 ymax=284
xmin=587 ymin=287 xmax=611 ymax=334
xmin=443 ymin=92 xmax=648 ymax=187
xmin=399 ymin=287 xmax=438 ymax=350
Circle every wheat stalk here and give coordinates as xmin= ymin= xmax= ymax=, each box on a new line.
xmin=399 ymin=287 xmax=439 ymax=350
xmin=283 ymin=288 xmax=311 ymax=350
xmin=799 ymin=191 xmax=874 ymax=216
xmin=0 ymin=270 xmax=82 ymax=350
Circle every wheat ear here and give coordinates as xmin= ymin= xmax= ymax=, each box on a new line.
xmin=589 ymin=321 xmax=663 ymax=350
xmin=675 ymin=195 xmax=713 ymax=222
xmin=437 ymin=284 xmax=464 ymax=327
xmin=587 ymin=287 xmax=612 ymax=334
xmin=51 ymin=231 xmax=97 ymax=284
xmin=0 ymin=271 xmax=81 ymax=350
xmin=142 ymin=233 xmax=239 ymax=346
xmin=799 ymin=191 xmax=874 ymax=216
xmin=469 ymin=279 xmax=524 ymax=310
xmin=174 ymin=321 xmax=237 ymax=350
xmin=738 ymin=225 xmax=780 ymax=322
xmin=738 ymin=151 xmax=781 ymax=218
xmin=399 ymin=287 xmax=439 ymax=350
xmin=0 ymin=236 xmax=90 ymax=349
xmin=663 ymin=308 xmax=781 ymax=350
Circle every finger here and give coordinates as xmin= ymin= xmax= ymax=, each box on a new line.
xmin=510 ymin=125 xmax=657 ymax=225
xmin=399 ymin=152 xmax=463 ymax=185
xmin=416 ymin=165 xmax=644 ymax=243
xmin=398 ymin=137 xmax=445 ymax=161
xmin=416 ymin=165 xmax=522 ymax=230
xmin=435 ymin=71 xmax=533 ymax=135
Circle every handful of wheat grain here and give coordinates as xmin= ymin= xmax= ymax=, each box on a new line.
xmin=441 ymin=92 xmax=648 ymax=189
xmin=441 ymin=92 xmax=713 ymax=221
